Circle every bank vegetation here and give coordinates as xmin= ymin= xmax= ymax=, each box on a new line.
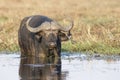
xmin=0 ymin=0 xmax=120 ymax=54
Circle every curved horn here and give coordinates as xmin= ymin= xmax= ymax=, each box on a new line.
xmin=26 ymin=17 xmax=47 ymax=33
xmin=54 ymin=18 xmax=73 ymax=32
xmin=60 ymin=20 xmax=74 ymax=32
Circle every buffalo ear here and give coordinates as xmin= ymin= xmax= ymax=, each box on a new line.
xmin=59 ymin=32 xmax=69 ymax=41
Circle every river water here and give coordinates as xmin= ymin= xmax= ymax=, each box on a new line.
xmin=0 ymin=52 xmax=120 ymax=80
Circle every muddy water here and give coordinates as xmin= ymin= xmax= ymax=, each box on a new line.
xmin=0 ymin=52 xmax=120 ymax=80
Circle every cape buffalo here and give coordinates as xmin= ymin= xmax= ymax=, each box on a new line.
xmin=18 ymin=15 xmax=73 ymax=57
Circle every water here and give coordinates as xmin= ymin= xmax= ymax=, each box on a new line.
xmin=0 ymin=52 xmax=120 ymax=80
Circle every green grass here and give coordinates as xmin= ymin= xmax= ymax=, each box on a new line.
xmin=0 ymin=16 xmax=8 ymax=24
xmin=62 ymin=41 xmax=120 ymax=55
xmin=0 ymin=0 xmax=120 ymax=55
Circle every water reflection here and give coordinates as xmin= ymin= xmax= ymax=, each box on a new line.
xmin=19 ymin=57 xmax=62 ymax=80
xmin=0 ymin=53 xmax=120 ymax=80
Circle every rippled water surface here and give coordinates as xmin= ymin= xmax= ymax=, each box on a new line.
xmin=0 ymin=52 xmax=120 ymax=80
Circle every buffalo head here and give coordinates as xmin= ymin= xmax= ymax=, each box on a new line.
xmin=18 ymin=15 xmax=74 ymax=57
xmin=26 ymin=17 xmax=73 ymax=49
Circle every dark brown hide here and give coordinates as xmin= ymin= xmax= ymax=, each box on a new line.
xmin=18 ymin=15 xmax=73 ymax=57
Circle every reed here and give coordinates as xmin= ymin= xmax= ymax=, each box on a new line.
xmin=0 ymin=0 xmax=120 ymax=54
